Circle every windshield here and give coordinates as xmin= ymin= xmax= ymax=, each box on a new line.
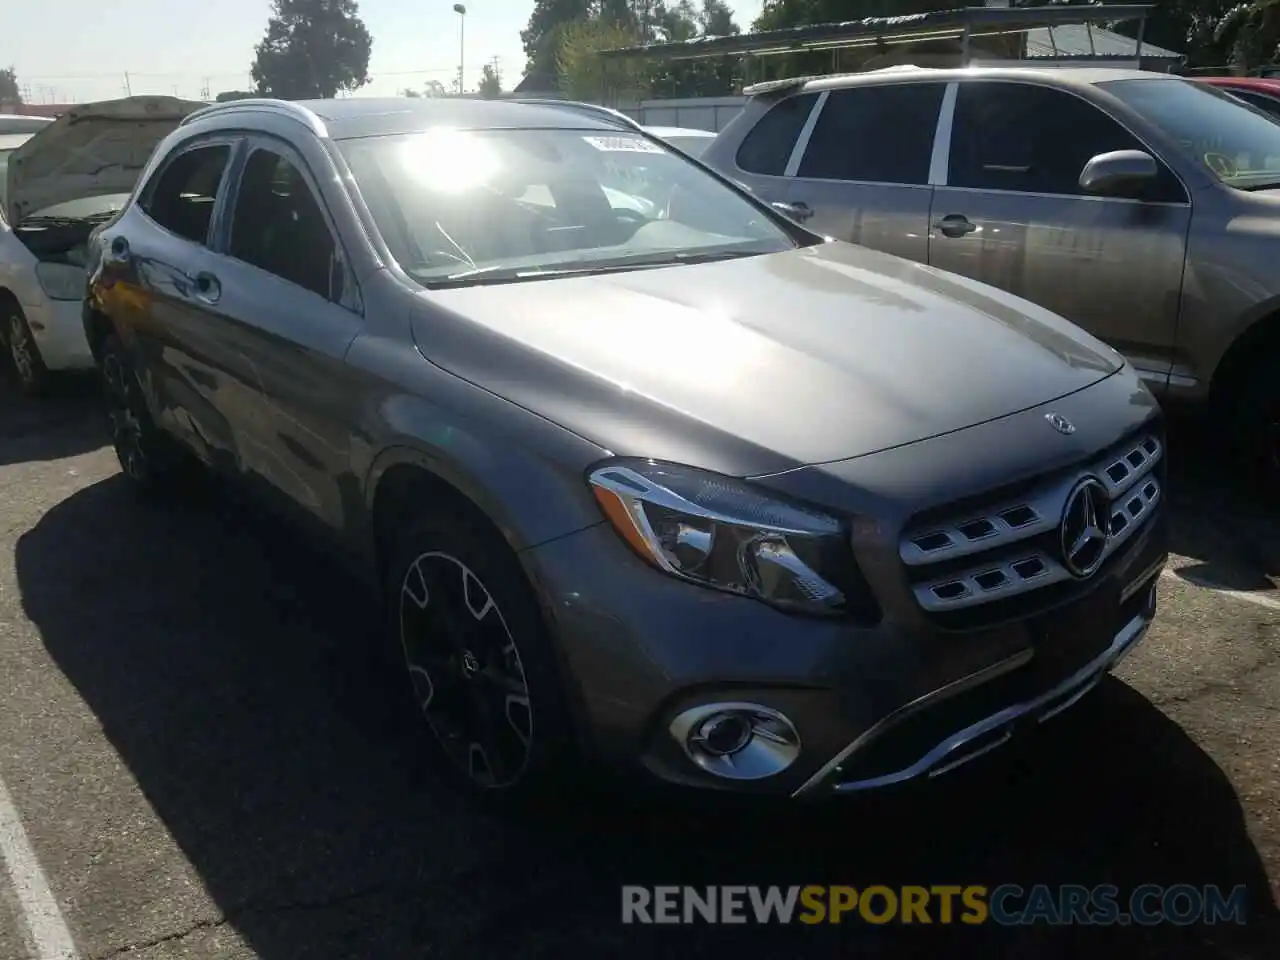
xmin=338 ymin=127 xmax=797 ymax=287
xmin=1101 ymin=78 xmax=1280 ymax=188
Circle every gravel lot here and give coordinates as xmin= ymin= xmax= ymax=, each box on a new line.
xmin=0 ymin=375 xmax=1277 ymax=959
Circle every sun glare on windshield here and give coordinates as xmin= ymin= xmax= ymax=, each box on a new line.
xmin=398 ymin=128 xmax=500 ymax=194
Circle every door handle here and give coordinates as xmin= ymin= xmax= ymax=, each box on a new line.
xmin=771 ymin=200 xmax=814 ymax=222
xmin=191 ymin=271 xmax=221 ymax=304
xmin=932 ymin=214 xmax=978 ymax=238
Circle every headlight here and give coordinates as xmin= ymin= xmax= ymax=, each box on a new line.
xmin=588 ymin=459 xmax=878 ymax=620
xmin=34 ymin=262 xmax=85 ymax=301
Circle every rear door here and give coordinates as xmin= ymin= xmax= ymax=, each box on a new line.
xmin=103 ymin=137 xmax=241 ymax=459
xmin=927 ymin=80 xmax=1192 ymax=386
xmin=782 ymin=82 xmax=948 ymax=263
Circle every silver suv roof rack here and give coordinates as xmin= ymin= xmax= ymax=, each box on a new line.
xmin=743 ymin=65 xmax=933 ymax=97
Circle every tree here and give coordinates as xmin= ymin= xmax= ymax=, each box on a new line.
xmin=250 ymin=0 xmax=372 ymax=99
xmin=400 ymin=87 xmax=422 ymax=97
xmin=648 ymin=0 xmax=742 ymax=97
xmin=522 ymin=0 xmax=593 ymax=82
xmin=479 ymin=63 xmax=503 ymax=98
xmin=0 ymin=67 xmax=21 ymax=104
xmin=215 ymin=90 xmax=255 ymax=102
xmin=557 ymin=17 xmax=649 ymax=100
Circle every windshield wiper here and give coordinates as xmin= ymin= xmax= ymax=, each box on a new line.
xmin=429 ymin=247 xmax=773 ymax=288
xmin=1236 ymin=179 xmax=1280 ymax=191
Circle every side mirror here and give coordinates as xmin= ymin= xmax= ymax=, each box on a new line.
xmin=1079 ymin=149 xmax=1159 ymax=197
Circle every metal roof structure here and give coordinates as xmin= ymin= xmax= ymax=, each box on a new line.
xmin=1024 ymin=23 xmax=1180 ymax=60
xmin=596 ymin=4 xmax=1159 ymax=63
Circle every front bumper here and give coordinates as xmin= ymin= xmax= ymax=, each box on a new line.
xmin=526 ymin=504 xmax=1166 ymax=799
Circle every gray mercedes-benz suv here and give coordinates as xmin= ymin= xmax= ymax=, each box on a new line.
xmin=82 ymin=97 xmax=1166 ymax=803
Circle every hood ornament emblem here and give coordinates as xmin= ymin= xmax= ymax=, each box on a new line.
xmin=1045 ymin=413 xmax=1075 ymax=435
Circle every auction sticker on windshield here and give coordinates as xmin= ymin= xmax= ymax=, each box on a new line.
xmin=583 ymin=135 xmax=665 ymax=154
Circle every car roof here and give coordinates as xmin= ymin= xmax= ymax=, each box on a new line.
xmin=186 ymin=97 xmax=627 ymax=141
xmin=745 ymin=65 xmax=1181 ymax=97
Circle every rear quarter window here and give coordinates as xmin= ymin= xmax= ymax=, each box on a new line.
xmin=735 ymin=93 xmax=819 ymax=176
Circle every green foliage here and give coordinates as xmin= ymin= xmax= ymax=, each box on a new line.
xmin=479 ymin=63 xmax=504 ymax=98
xmin=524 ymin=0 xmax=741 ymax=96
xmin=0 ymin=67 xmax=20 ymax=104
xmin=558 ymin=17 xmax=649 ymax=99
xmin=251 ymin=0 xmax=373 ymax=100
xmin=214 ymin=90 xmax=255 ymax=102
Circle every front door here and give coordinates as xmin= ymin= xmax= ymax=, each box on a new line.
xmin=203 ymin=138 xmax=363 ymax=536
xmin=927 ymin=80 xmax=1192 ymax=388
xmin=784 ymin=82 xmax=948 ymax=264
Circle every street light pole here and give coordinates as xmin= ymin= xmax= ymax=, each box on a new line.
xmin=453 ymin=4 xmax=467 ymax=95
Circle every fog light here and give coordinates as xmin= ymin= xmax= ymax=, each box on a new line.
xmin=668 ymin=702 xmax=801 ymax=781
xmin=694 ymin=712 xmax=754 ymax=757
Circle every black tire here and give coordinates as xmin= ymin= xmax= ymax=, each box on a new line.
xmin=385 ymin=508 xmax=577 ymax=807
xmin=98 ymin=334 xmax=192 ymax=497
xmin=1229 ymin=354 xmax=1280 ymax=495
xmin=3 ymin=302 xmax=49 ymax=396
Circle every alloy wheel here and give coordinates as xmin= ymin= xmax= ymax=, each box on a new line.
xmin=7 ymin=314 xmax=36 ymax=387
xmin=398 ymin=551 xmax=533 ymax=788
xmin=101 ymin=354 xmax=150 ymax=483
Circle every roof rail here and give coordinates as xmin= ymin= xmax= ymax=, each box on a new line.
xmin=742 ymin=66 xmax=932 ymax=98
xmin=180 ymin=98 xmax=327 ymax=136
xmin=509 ymin=97 xmax=644 ymax=131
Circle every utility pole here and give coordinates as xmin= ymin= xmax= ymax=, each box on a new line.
xmin=123 ymin=72 xmax=132 ymax=96
xmin=199 ymin=77 xmax=210 ymax=100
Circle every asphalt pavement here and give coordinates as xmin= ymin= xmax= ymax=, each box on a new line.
xmin=0 ymin=375 xmax=1277 ymax=959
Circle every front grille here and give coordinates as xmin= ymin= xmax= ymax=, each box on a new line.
xmin=899 ymin=431 xmax=1163 ymax=618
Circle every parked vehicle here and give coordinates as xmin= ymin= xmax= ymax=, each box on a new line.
xmin=702 ymin=66 xmax=1280 ymax=488
xmin=510 ymin=98 xmax=717 ymax=157
xmin=0 ymin=114 xmax=53 ymax=135
xmin=645 ymin=125 xmax=716 ymax=158
xmin=1194 ymin=76 xmax=1280 ymax=120
xmin=84 ymin=96 xmax=1166 ymax=804
xmin=0 ymin=96 xmax=203 ymax=393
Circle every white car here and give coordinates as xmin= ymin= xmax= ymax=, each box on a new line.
xmin=0 ymin=114 xmax=53 ymax=135
xmin=0 ymin=97 xmax=203 ymax=393
xmin=643 ymin=125 xmax=716 ymax=159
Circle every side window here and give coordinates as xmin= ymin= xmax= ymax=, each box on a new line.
xmin=949 ymin=82 xmax=1185 ymax=202
xmin=797 ymin=84 xmax=945 ymax=184
xmin=229 ymin=148 xmax=340 ymax=300
xmin=142 ymin=144 xmax=231 ymax=244
xmin=736 ymin=93 xmax=819 ymax=176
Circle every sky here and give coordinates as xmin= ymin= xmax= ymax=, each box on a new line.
xmin=1 ymin=0 xmax=764 ymax=104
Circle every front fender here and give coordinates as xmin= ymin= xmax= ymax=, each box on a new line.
xmin=359 ymin=388 xmax=609 ymax=559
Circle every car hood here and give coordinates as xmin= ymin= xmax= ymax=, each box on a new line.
xmin=5 ymin=96 xmax=206 ymax=224
xmin=414 ymin=241 xmax=1124 ymax=477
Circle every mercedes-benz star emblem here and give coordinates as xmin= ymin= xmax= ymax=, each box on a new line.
xmin=1045 ymin=413 xmax=1075 ymax=435
xmin=1060 ymin=478 xmax=1109 ymax=579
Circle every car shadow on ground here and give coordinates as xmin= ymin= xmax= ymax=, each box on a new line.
xmin=1162 ymin=411 xmax=1280 ymax=595
xmin=0 ymin=374 xmax=104 ymax=466
xmin=13 ymin=442 xmax=1280 ymax=956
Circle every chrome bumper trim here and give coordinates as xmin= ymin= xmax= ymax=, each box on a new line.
xmin=793 ymin=608 xmax=1153 ymax=798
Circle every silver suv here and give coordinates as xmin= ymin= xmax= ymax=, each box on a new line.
xmin=703 ymin=67 xmax=1280 ymax=487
